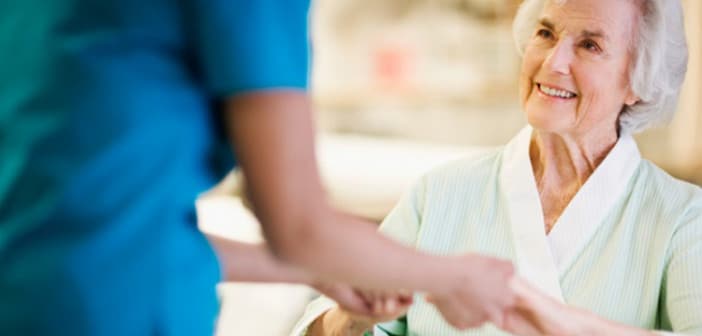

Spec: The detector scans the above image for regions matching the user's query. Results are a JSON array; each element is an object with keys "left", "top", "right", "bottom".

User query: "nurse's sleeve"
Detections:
[
  {"left": 658, "top": 200, "right": 702, "bottom": 335},
  {"left": 288, "top": 178, "right": 427, "bottom": 336},
  {"left": 186, "top": 0, "right": 311, "bottom": 96}
]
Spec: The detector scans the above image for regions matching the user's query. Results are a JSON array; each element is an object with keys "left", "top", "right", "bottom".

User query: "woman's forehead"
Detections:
[{"left": 540, "top": 0, "right": 638, "bottom": 40}]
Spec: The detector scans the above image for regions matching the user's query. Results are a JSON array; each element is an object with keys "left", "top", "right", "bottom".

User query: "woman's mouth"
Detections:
[{"left": 536, "top": 83, "right": 578, "bottom": 99}]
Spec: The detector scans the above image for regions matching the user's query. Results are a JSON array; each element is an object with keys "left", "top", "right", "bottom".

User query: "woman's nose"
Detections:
[{"left": 543, "top": 41, "right": 573, "bottom": 75}]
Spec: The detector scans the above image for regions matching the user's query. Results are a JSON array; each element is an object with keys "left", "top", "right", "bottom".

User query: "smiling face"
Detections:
[{"left": 519, "top": 0, "right": 641, "bottom": 137}]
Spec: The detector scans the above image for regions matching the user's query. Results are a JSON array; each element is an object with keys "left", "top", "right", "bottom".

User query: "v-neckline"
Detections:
[{"left": 499, "top": 126, "right": 641, "bottom": 301}]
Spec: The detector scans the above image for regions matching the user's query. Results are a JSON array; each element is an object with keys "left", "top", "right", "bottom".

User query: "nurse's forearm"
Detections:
[
  {"left": 223, "top": 91, "right": 449, "bottom": 292},
  {"left": 206, "top": 236, "right": 312, "bottom": 283}
]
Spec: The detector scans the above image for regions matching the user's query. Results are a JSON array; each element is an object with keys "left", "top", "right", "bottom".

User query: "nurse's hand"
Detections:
[
  {"left": 313, "top": 282, "right": 413, "bottom": 317},
  {"left": 307, "top": 291, "right": 412, "bottom": 336},
  {"left": 503, "top": 278, "right": 655, "bottom": 336},
  {"left": 312, "top": 282, "right": 372, "bottom": 316},
  {"left": 426, "top": 254, "right": 516, "bottom": 330}
]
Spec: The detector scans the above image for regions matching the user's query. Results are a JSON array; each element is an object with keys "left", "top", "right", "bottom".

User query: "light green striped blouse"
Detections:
[{"left": 291, "top": 126, "right": 702, "bottom": 336}]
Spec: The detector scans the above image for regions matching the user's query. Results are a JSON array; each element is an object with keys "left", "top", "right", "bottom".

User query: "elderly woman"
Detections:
[{"left": 291, "top": 0, "right": 701, "bottom": 335}]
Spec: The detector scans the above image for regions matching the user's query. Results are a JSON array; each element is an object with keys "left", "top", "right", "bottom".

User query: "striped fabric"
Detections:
[
  {"left": 290, "top": 126, "right": 702, "bottom": 336},
  {"left": 372, "top": 316, "right": 407, "bottom": 335}
]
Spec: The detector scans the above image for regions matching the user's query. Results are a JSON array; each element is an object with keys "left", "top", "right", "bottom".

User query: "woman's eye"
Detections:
[
  {"left": 536, "top": 29, "right": 553, "bottom": 39},
  {"left": 581, "top": 40, "right": 601, "bottom": 52}
]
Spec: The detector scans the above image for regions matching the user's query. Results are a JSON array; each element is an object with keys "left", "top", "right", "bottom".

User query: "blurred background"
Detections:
[
  {"left": 204, "top": 0, "right": 702, "bottom": 334},
  {"left": 310, "top": 0, "right": 701, "bottom": 184}
]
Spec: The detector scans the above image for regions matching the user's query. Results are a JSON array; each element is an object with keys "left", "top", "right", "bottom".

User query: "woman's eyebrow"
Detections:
[
  {"left": 581, "top": 29, "right": 609, "bottom": 42},
  {"left": 538, "top": 18, "right": 556, "bottom": 30},
  {"left": 539, "top": 17, "right": 609, "bottom": 42}
]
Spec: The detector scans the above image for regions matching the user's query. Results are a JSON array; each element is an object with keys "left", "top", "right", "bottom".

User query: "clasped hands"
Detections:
[{"left": 313, "top": 254, "right": 618, "bottom": 336}]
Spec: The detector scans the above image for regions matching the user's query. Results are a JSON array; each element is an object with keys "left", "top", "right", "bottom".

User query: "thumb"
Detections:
[{"left": 337, "top": 291, "right": 373, "bottom": 316}]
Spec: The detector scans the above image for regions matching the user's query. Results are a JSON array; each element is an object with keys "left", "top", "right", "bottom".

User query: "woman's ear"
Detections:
[{"left": 624, "top": 88, "right": 639, "bottom": 106}]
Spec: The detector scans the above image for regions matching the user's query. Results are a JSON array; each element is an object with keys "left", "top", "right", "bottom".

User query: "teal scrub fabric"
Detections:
[{"left": 0, "top": 1, "right": 310, "bottom": 335}]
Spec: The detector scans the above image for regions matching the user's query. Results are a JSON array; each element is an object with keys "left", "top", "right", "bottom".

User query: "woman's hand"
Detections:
[
  {"left": 502, "top": 277, "right": 586, "bottom": 336},
  {"left": 503, "top": 277, "right": 655, "bottom": 336}
]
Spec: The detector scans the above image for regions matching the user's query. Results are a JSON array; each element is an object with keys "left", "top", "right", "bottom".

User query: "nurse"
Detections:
[
  {"left": 293, "top": 0, "right": 701, "bottom": 335},
  {"left": 0, "top": 1, "right": 516, "bottom": 335}
]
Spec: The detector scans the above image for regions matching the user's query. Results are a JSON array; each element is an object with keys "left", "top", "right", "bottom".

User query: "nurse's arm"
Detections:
[
  {"left": 206, "top": 236, "right": 384, "bottom": 316},
  {"left": 222, "top": 91, "right": 517, "bottom": 330},
  {"left": 222, "top": 90, "right": 444, "bottom": 290},
  {"left": 206, "top": 235, "right": 311, "bottom": 283}
]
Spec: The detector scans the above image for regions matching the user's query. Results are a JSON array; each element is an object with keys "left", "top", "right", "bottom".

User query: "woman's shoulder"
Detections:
[
  {"left": 636, "top": 160, "right": 702, "bottom": 222},
  {"left": 638, "top": 160, "right": 701, "bottom": 196},
  {"left": 420, "top": 147, "right": 504, "bottom": 188}
]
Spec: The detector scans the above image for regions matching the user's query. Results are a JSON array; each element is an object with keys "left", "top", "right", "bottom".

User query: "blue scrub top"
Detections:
[{"left": 0, "top": 1, "right": 310, "bottom": 335}]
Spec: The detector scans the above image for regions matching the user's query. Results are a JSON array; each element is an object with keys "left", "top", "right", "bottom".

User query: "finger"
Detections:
[
  {"left": 373, "top": 295, "right": 384, "bottom": 316},
  {"left": 398, "top": 294, "right": 413, "bottom": 306},
  {"left": 396, "top": 289, "right": 414, "bottom": 305},
  {"left": 354, "top": 289, "right": 375, "bottom": 311},
  {"left": 510, "top": 278, "right": 552, "bottom": 314},
  {"left": 398, "top": 289, "right": 412, "bottom": 297},
  {"left": 324, "top": 286, "right": 377, "bottom": 316},
  {"left": 503, "top": 309, "right": 542, "bottom": 336},
  {"left": 513, "top": 305, "right": 551, "bottom": 334},
  {"left": 485, "top": 306, "right": 505, "bottom": 329},
  {"left": 361, "top": 289, "right": 379, "bottom": 316},
  {"left": 384, "top": 296, "right": 397, "bottom": 316},
  {"left": 497, "top": 260, "right": 516, "bottom": 280},
  {"left": 425, "top": 294, "right": 435, "bottom": 305},
  {"left": 362, "top": 288, "right": 380, "bottom": 300},
  {"left": 337, "top": 292, "right": 374, "bottom": 316},
  {"left": 376, "top": 292, "right": 387, "bottom": 315}
]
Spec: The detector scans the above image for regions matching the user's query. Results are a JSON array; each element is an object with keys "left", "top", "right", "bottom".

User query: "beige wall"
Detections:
[{"left": 671, "top": 0, "right": 702, "bottom": 183}]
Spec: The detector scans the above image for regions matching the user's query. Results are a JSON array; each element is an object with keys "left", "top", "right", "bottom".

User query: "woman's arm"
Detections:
[
  {"left": 656, "top": 203, "right": 702, "bottom": 334},
  {"left": 504, "top": 278, "right": 682, "bottom": 336},
  {"left": 505, "top": 198, "right": 702, "bottom": 336}
]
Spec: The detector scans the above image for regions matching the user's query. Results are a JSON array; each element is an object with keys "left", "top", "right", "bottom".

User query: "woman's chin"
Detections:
[{"left": 526, "top": 112, "right": 571, "bottom": 134}]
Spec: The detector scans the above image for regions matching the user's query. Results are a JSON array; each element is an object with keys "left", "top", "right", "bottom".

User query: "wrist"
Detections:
[
  {"left": 575, "top": 313, "right": 606, "bottom": 336},
  {"left": 576, "top": 310, "right": 653, "bottom": 336},
  {"left": 281, "top": 262, "right": 316, "bottom": 284},
  {"left": 425, "top": 255, "right": 479, "bottom": 295},
  {"left": 415, "top": 256, "right": 456, "bottom": 294}
]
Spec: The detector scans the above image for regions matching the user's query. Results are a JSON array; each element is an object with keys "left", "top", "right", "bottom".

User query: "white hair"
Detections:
[{"left": 512, "top": 0, "right": 689, "bottom": 134}]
